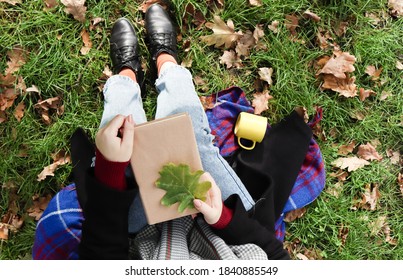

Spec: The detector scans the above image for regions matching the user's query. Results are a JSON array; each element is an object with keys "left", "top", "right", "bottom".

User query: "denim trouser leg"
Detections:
[
  {"left": 100, "top": 67, "right": 255, "bottom": 234},
  {"left": 155, "top": 65, "right": 254, "bottom": 209},
  {"left": 100, "top": 75, "right": 147, "bottom": 233}
]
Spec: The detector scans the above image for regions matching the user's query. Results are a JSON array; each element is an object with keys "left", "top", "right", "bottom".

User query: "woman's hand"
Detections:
[
  {"left": 95, "top": 114, "right": 135, "bottom": 162},
  {"left": 193, "top": 172, "right": 223, "bottom": 225}
]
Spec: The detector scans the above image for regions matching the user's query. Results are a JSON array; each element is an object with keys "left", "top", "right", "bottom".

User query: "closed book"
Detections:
[{"left": 131, "top": 113, "right": 203, "bottom": 224}]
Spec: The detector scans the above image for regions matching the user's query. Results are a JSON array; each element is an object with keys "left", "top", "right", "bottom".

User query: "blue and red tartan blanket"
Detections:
[{"left": 33, "top": 86, "right": 325, "bottom": 259}]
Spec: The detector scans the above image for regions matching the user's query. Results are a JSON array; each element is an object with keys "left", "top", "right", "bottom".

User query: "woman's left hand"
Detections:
[{"left": 193, "top": 172, "right": 223, "bottom": 225}]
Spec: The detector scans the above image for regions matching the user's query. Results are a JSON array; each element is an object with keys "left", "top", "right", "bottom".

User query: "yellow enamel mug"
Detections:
[{"left": 234, "top": 112, "right": 267, "bottom": 150}]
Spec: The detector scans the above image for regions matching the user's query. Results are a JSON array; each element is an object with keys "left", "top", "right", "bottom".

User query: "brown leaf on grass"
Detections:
[
  {"left": 359, "top": 88, "right": 376, "bottom": 101},
  {"left": 0, "top": 0, "right": 21, "bottom": 5},
  {"left": 14, "top": 101, "right": 25, "bottom": 122},
  {"left": 356, "top": 183, "right": 380, "bottom": 211},
  {"left": 268, "top": 20, "right": 279, "bottom": 33},
  {"left": 318, "top": 52, "right": 356, "bottom": 79},
  {"left": 139, "top": 0, "right": 168, "bottom": 13},
  {"left": 249, "top": 0, "right": 262, "bottom": 6},
  {"left": 0, "top": 88, "right": 18, "bottom": 111},
  {"left": 368, "top": 216, "right": 398, "bottom": 245},
  {"left": 4, "top": 46, "right": 28, "bottom": 76},
  {"left": 396, "top": 60, "right": 403, "bottom": 70},
  {"left": 61, "top": 0, "right": 87, "bottom": 23},
  {"left": 338, "top": 141, "right": 356, "bottom": 156},
  {"left": 26, "top": 84, "right": 40, "bottom": 94},
  {"left": 365, "top": 65, "right": 382, "bottom": 81},
  {"left": 326, "top": 181, "right": 344, "bottom": 198},
  {"left": 398, "top": 173, "right": 403, "bottom": 196},
  {"left": 34, "top": 96, "right": 64, "bottom": 125},
  {"left": 284, "top": 207, "right": 307, "bottom": 222},
  {"left": 388, "top": 0, "right": 403, "bottom": 17},
  {"left": 357, "top": 142, "right": 383, "bottom": 161},
  {"left": 330, "top": 170, "right": 349, "bottom": 182},
  {"left": 303, "top": 10, "right": 321, "bottom": 22},
  {"left": 335, "top": 21, "right": 348, "bottom": 37},
  {"left": 37, "top": 151, "right": 71, "bottom": 181},
  {"left": 332, "top": 156, "right": 370, "bottom": 172},
  {"left": 184, "top": 3, "right": 206, "bottom": 30},
  {"left": 338, "top": 224, "right": 349, "bottom": 247},
  {"left": 0, "top": 224, "right": 8, "bottom": 240},
  {"left": 201, "top": 15, "right": 242, "bottom": 49},
  {"left": 386, "top": 149, "right": 400, "bottom": 165},
  {"left": 90, "top": 17, "right": 104, "bottom": 31},
  {"left": 258, "top": 67, "right": 273, "bottom": 85},
  {"left": 80, "top": 28, "right": 92, "bottom": 55},
  {"left": 219, "top": 50, "right": 242, "bottom": 69},
  {"left": 321, "top": 74, "right": 358, "bottom": 98},
  {"left": 44, "top": 0, "right": 58, "bottom": 9},
  {"left": 0, "top": 111, "right": 7, "bottom": 123},
  {"left": 27, "top": 194, "right": 53, "bottom": 221},
  {"left": 101, "top": 65, "right": 113, "bottom": 80},
  {"left": 252, "top": 90, "right": 273, "bottom": 115},
  {"left": 285, "top": 14, "right": 299, "bottom": 37}
]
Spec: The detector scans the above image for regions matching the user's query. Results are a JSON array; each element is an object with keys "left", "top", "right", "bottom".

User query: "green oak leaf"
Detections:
[{"left": 155, "top": 163, "right": 212, "bottom": 213}]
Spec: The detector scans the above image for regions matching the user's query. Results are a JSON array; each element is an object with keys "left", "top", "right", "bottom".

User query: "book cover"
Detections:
[{"left": 130, "top": 113, "right": 203, "bottom": 224}]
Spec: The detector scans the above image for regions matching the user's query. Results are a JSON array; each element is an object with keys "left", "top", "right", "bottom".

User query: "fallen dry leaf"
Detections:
[
  {"left": 326, "top": 181, "right": 344, "bottom": 198},
  {"left": 396, "top": 60, "right": 403, "bottom": 70},
  {"left": 4, "top": 46, "right": 28, "bottom": 76},
  {"left": 329, "top": 169, "right": 349, "bottom": 182},
  {"left": 251, "top": 90, "right": 273, "bottom": 115},
  {"left": 80, "top": 28, "right": 92, "bottom": 55},
  {"left": 139, "top": 0, "right": 168, "bottom": 13},
  {"left": 365, "top": 65, "right": 382, "bottom": 81},
  {"left": 44, "top": 0, "right": 58, "bottom": 9},
  {"left": 356, "top": 183, "right": 380, "bottom": 211},
  {"left": 14, "top": 101, "right": 25, "bottom": 122},
  {"left": 201, "top": 15, "right": 242, "bottom": 49},
  {"left": 258, "top": 67, "right": 273, "bottom": 85},
  {"left": 388, "top": 0, "right": 403, "bottom": 17},
  {"left": 26, "top": 84, "right": 40, "bottom": 94},
  {"left": 61, "top": 0, "right": 87, "bottom": 23},
  {"left": 338, "top": 141, "right": 356, "bottom": 156},
  {"left": 338, "top": 224, "right": 349, "bottom": 247},
  {"left": 318, "top": 52, "right": 356, "bottom": 79},
  {"left": 0, "top": 88, "right": 18, "bottom": 111},
  {"left": 321, "top": 74, "right": 358, "bottom": 98},
  {"left": 398, "top": 173, "right": 403, "bottom": 196},
  {"left": 386, "top": 149, "right": 400, "bottom": 165},
  {"left": 303, "top": 10, "right": 321, "bottom": 22},
  {"left": 27, "top": 194, "right": 53, "bottom": 221},
  {"left": 285, "top": 14, "right": 299, "bottom": 37},
  {"left": 368, "top": 215, "right": 398, "bottom": 245},
  {"left": 0, "top": 224, "right": 8, "bottom": 240},
  {"left": 359, "top": 88, "right": 376, "bottom": 101},
  {"left": 249, "top": 0, "right": 262, "bottom": 6},
  {"left": 284, "top": 207, "right": 307, "bottom": 222},
  {"left": 268, "top": 20, "right": 279, "bottom": 33},
  {"left": 90, "top": 17, "right": 104, "bottom": 31},
  {"left": 183, "top": 3, "right": 206, "bottom": 30},
  {"left": 0, "top": 0, "right": 21, "bottom": 5},
  {"left": 332, "top": 156, "right": 370, "bottom": 172},
  {"left": 34, "top": 96, "right": 64, "bottom": 124},
  {"left": 37, "top": 151, "right": 71, "bottom": 181},
  {"left": 335, "top": 21, "right": 348, "bottom": 37},
  {"left": 235, "top": 30, "right": 255, "bottom": 57},
  {"left": 357, "top": 142, "right": 383, "bottom": 161},
  {"left": 219, "top": 50, "right": 242, "bottom": 69}
]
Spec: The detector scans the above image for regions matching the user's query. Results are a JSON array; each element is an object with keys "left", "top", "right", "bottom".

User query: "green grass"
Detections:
[{"left": 1, "top": 0, "right": 402, "bottom": 259}]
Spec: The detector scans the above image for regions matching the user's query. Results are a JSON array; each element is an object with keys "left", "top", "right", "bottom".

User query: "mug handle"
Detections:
[{"left": 238, "top": 137, "right": 256, "bottom": 150}]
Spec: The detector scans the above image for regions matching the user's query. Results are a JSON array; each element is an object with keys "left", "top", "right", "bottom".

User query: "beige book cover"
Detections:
[{"left": 130, "top": 113, "right": 203, "bottom": 224}]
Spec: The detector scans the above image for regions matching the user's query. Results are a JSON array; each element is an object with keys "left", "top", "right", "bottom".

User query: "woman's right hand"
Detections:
[{"left": 95, "top": 114, "right": 135, "bottom": 162}]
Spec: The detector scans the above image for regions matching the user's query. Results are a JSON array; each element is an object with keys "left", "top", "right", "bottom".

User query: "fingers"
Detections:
[
  {"left": 104, "top": 114, "right": 127, "bottom": 135},
  {"left": 121, "top": 115, "right": 135, "bottom": 150}
]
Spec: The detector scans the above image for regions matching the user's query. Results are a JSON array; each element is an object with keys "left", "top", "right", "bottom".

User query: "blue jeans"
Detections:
[{"left": 100, "top": 65, "right": 254, "bottom": 233}]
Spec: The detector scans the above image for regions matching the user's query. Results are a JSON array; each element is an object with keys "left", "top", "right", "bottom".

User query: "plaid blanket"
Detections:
[
  {"left": 33, "top": 86, "right": 325, "bottom": 259},
  {"left": 205, "top": 86, "right": 325, "bottom": 241}
]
